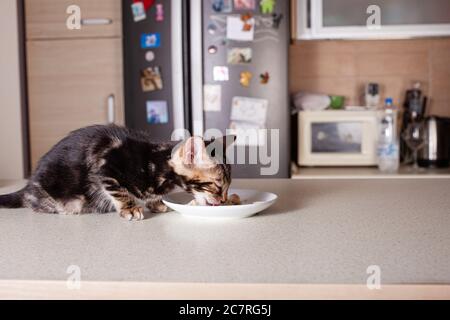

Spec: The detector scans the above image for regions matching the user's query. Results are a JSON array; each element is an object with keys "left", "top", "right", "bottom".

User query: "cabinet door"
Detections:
[
  {"left": 27, "top": 38, "right": 124, "bottom": 168},
  {"left": 296, "top": 0, "right": 450, "bottom": 39},
  {"left": 25, "top": 0, "right": 122, "bottom": 40}
]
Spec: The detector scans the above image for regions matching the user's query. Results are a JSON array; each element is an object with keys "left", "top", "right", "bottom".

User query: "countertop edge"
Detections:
[{"left": 1, "top": 280, "right": 449, "bottom": 300}]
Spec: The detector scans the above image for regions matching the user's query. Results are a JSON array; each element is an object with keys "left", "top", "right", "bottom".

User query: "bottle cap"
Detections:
[{"left": 385, "top": 98, "right": 393, "bottom": 105}]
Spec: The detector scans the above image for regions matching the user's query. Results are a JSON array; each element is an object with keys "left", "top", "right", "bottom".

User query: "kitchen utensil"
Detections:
[
  {"left": 401, "top": 121, "right": 427, "bottom": 170},
  {"left": 162, "top": 189, "right": 278, "bottom": 219},
  {"left": 418, "top": 116, "right": 450, "bottom": 168}
]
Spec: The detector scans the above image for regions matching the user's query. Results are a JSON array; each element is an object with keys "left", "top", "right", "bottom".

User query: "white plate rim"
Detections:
[{"left": 162, "top": 189, "right": 278, "bottom": 209}]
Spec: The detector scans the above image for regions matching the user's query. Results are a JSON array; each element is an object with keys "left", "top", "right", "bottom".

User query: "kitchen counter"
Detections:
[
  {"left": 1, "top": 179, "right": 450, "bottom": 299},
  {"left": 292, "top": 166, "right": 450, "bottom": 180}
]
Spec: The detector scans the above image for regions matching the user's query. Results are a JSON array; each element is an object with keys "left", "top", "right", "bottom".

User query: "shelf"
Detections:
[{"left": 292, "top": 165, "right": 450, "bottom": 180}]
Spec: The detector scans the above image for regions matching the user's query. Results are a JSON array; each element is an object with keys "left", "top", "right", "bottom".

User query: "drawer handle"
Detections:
[
  {"left": 81, "top": 18, "right": 113, "bottom": 26},
  {"left": 107, "top": 94, "right": 115, "bottom": 124}
]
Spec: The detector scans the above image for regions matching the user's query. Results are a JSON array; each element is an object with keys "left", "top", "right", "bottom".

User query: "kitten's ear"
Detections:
[{"left": 182, "top": 136, "right": 211, "bottom": 167}]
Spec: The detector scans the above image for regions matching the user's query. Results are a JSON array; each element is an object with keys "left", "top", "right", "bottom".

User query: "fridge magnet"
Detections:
[
  {"left": 141, "top": 0, "right": 156, "bottom": 10},
  {"left": 208, "top": 45, "right": 218, "bottom": 54},
  {"left": 212, "top": 0, "right": 233, "bottom": 13},
  {"left": 203, "top": 84, "right": 222, "bottom": 112},
  {"left": 241, "top": 13, "right": 254, "bottom": 31},
  {"left": 208, "top": 23, "right": 218, "bottom": 35},
  {"left": 140, "top": 33, "right": 161, "bottom": 49},
  {"left": 260, "top": 0, "right": 276, "bottom": 14},
  {"left": 227, "top": 48, "right": 252, "bottom": 64},
  {"left": 141, "top": 66, "right": 163, "bottom": 92},
  {"left": 131, "top": 1, "right": 146, "bottom": 22},
  {"left": 155, "top": 3, "right": 164, "bottom": 22},
  {"left": 226, "top": 16, "right": 255, "bottom": 41},
  {"left": 230, "top": 96, "right": 268, "bottom": 126},
  {"left": 260, "top": 72, "right": 270, "bottom": 84},
  {"left": 234, "top": 0, "right": 256, "bottom": 10},
  {"left": 213, "top": 66, "right": 229, "bottom": 82},
  {"left": 146, "top": 100, "right": 169, "bottom": 124},
  {"left": 145, "top": 50, "right": 155, "bottom": 62},
  {"left": 228, "top": 96, "right": 269, "bottom": 146},
  {"left": 240, "top": 71, "right": 253, "bottom": 87},
  {"left": 272, "top": 13, "right": 283, "bottom": 29}
]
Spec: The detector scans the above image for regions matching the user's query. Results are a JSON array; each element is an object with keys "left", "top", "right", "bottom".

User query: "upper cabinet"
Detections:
[
  {"left": 25, "top": 0, "right": 122, "bottom": 40},
  {"left": 294, "top": 0, "right": 450, "bottom": 40}
]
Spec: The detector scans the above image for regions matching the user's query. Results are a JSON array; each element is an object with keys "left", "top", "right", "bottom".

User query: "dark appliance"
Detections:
[
  {"left": 418, "top": 116, "right": 450, "bottom": 168},
  {"left": 400, "top": 82, "right": 428, "bottom": 163},
  {"left": 122, "top": 0, "right": 291, "bottom": 178}
]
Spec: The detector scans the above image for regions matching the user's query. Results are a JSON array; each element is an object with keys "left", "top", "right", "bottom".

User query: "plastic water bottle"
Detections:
[{"left": 377, "top": 98, "right": 399, "bottom": 173}]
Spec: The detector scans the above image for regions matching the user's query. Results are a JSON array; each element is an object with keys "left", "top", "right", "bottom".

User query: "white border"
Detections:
[{"left": 296, "top": 0, "right": 450, "bottom": 40}]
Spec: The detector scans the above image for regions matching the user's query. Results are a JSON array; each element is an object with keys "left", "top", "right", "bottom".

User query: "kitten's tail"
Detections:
[{"left": 0, "top": 189, "right": 25, "bottom": 209}]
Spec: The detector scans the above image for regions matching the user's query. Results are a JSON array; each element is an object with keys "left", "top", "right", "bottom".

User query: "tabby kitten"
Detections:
[{"left": 0, "top": 125, "right": 235, "bottom": 221}]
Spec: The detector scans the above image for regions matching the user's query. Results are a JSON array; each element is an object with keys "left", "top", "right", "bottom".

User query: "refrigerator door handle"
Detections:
[
  {"left": 190, "top": 0, "right": 204, "bottom": 136},
  {"left": 171, "top": 0, "right": 187, "bottom": 141},
  {"left": 81, "top": 18, "right": 113, "bottom": 26},
  {"left": 107, "top": 94, "right": 115, "bottom": 124}
]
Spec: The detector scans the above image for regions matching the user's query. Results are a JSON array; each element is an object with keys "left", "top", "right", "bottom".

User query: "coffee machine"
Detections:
[{"left": 400, "top": 82, "right": 428, "bottom": 163}]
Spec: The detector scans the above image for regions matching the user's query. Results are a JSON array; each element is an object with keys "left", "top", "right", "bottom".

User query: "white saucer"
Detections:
[{"left": 162, "top": 189, "right": 278, "bottom": 219}]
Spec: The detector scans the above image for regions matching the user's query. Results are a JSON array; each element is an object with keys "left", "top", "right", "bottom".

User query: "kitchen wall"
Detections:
[
  {"left": 0, "top": 0, "right": 25, "bottom": 180},
  {"left": 289, "top": 38, "right": 450, "bottom": 117}
]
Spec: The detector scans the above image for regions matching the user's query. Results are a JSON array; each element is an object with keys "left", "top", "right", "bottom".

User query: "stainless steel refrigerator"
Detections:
[{"left": 123, "top": 0, "right": 290, "bottom": 178}]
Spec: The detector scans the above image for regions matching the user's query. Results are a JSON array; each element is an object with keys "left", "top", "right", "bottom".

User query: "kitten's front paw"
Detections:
[
  {"left": 147, "top": 201, "right": 169, "bottom": 213},
  {"left": 120, "top": 206, "right": 144, "bottom": 221}
]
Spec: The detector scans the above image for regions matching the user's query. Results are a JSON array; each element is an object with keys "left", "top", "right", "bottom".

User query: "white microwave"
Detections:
[{"left": 298, "top": 110, "right": 378, "bottom": 166}]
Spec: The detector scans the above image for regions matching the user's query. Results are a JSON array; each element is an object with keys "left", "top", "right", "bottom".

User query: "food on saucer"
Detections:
[{"left": 188, "top": 193, "right": 241, "bottom": 206}]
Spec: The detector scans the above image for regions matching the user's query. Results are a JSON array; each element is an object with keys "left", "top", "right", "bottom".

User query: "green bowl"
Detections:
[{"left": 329, "top": 95, "right": 345, "bottom": 110}]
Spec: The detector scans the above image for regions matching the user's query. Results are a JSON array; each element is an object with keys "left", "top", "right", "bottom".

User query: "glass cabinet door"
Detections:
[
  {"left": 323, "top": 0, "right": 450, "bottom": 27},
  {"left": 296, "top": 0, "right": 450, "bottom": 39}
]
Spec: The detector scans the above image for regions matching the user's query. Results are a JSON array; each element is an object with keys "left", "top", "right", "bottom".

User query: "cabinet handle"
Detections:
[
  {"left": 81, "top": 18, "right": 113, "bottom": 26},
  {"left": 107, "top": 94, "right": 115, "bottom": 124}
]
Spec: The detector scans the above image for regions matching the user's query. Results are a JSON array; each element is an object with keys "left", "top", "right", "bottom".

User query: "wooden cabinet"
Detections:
[
  {"left": 25, "top": 0, "right": 122, "bottom": 39},
  {"left": 25, "top": 0, "right": 124, "bottom": 168},
  {"left": 27, "top": 38, "right": 124, "bottom": 165}
]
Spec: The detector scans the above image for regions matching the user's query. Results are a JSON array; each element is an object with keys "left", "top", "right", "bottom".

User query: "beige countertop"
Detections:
[
  {"left": 0, "top": 178, "right": 450, "bottom": 299},
  {"left": 292, "top": 166, "right": 450, "bottom": 180}
]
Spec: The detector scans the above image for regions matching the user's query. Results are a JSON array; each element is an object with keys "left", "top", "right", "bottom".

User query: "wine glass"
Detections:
[{"left": 401, "top": 121, "right": 427, "bottom": 171}]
